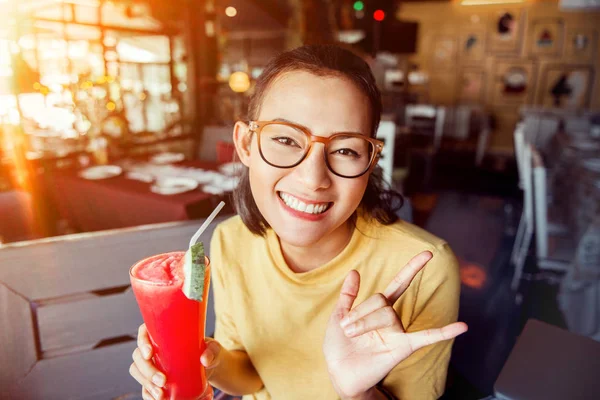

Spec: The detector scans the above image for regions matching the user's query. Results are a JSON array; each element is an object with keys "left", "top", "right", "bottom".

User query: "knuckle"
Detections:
[
  {"left": 346, "top": 310, "right": 355, "bottom": 321},
  {"left": 355, "top": 318, "right": 365, "bottom": 333},
  {"left": 129, "top": 363, "right": 136, "bottom": 376},
  {"left": 373, "top": 293, "right": 388, "bottom": 306},
  {"left": 384, "top": 306, "right": 398, "bottom": 324}
]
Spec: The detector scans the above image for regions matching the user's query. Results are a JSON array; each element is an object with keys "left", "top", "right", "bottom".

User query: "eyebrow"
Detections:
[{"left": 271, "top": 117, "right": 364, "bottom": 136}]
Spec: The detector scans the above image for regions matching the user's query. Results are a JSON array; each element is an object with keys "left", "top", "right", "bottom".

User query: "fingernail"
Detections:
[
  {"left": 201, "top": 352, "right": 214, "bottom": 366},
  {"left": 152, "top": 373, "right": 166, "bottom": 387},
  {"left": 142, "top": 345, "right": 152, "bottom": 359},
  {"left": 340, "top": 317, "right": 350, "bottom": 328},
  {"left": 344, "top": 325, "right": 355, "bottom": 336}
]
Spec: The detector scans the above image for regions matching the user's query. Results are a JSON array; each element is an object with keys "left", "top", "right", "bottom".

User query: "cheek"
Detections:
[
  {"left": 248, "top": 156, "right": 283, "bottom": 204},
  {"left": 337, "top": 176, "right": 369, "bottom": 205}
]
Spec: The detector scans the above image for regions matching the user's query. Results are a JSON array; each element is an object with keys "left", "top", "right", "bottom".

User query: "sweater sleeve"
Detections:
[{"left": 210, "top": 224, "right": 245, "bottom": 352}]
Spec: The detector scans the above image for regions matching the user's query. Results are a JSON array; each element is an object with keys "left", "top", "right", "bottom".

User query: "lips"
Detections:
[{"left": 277, "top": 191, "right": 332, "bottom": 215}]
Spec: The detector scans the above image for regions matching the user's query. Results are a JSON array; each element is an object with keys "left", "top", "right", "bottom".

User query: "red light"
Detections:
[{"left": 373, "top": 9, "right": 385, "bottom": 21}]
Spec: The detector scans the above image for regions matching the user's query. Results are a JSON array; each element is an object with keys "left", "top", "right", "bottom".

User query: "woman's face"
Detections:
[{"left": 236, "top": 70, "right": 373, "bottom": 247}]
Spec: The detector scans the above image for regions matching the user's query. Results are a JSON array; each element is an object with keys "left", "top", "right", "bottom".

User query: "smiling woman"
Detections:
[{"left": 130, "top": 45, "right": 467, "bottom": 400}]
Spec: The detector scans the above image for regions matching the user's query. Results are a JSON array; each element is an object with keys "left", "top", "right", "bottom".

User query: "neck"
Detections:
[{"left": 280, "top": 221, "right": 354, "bottom": 273}]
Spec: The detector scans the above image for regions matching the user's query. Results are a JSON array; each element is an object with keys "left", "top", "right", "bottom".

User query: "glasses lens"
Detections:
[
  {"left": 327, "top": 135, "right": 374, "bottom": 177},
  {"left": 259, "top": 123, "right": 309, "bottom": 167}
]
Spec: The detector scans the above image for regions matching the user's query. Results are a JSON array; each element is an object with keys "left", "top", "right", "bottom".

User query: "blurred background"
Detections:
[{"left": 1, "top": 1, "right": 599, "bottom": 399}]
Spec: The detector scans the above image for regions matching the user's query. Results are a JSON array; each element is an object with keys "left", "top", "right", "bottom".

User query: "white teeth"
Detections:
[{"left": 279, "top": 192, "right": 329, "bottom": 215}]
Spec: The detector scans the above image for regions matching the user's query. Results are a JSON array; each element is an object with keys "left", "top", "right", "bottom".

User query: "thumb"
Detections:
[
  {"left": 200, "top": 338, "right": 222, "bottom": 370},
  {"left": 334, "top": 270, "right": 360, "bottom": 320}
]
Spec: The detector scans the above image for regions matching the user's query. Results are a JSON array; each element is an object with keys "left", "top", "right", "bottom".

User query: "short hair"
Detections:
[{"left": 232, "top": 44, "right": 403, "bottom": 235}]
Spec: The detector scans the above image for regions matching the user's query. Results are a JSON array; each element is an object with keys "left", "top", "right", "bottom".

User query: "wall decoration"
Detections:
[
  {"left": 538, "top": 65, "right": 594, "bottom": 108},
  {"left": 460, "top": 28, "right": 486, "bottom": 64},
  {"left": 489, "top": 9, "right": 523, "bottom": 54},
  {"left": 492, "top": 59, "right": 536, "bottom": 106},
  {"left": 565, "top": 28, "right": 598, "bottom": 63},
  {"left": 431, "top": 35, "right": 457, "bottom": 70},
  {"left": 530, "top": 18, "right": 565, "bottom": 57},
  {"left": 457, "top": 69, "right": 485, "bottom": 103}
]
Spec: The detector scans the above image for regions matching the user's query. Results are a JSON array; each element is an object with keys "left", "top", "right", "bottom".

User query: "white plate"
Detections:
[
  {"left": 150, "top": 152, "right": 185, "bottom": 165},
  {"left": 570, "top": 140, "right": 600, "bottom": 151},
  {"left": 219, "top": 162, "right": 243, "bottom": 176},
  {"left": 150, "top": 177, "right": 198, "bottom": 195},
  {"left": 79, "top": 165, "right": 123, "bottom": 180}
]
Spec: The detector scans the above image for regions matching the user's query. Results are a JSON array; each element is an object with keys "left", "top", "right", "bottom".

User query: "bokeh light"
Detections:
[{"left": 225, "top": 6, "right": 237, "bottom": 17}]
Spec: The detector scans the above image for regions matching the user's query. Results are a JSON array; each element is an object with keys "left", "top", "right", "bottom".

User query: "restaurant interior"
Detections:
[{"left": 1, "top": 0, "right": 599, "bottom": 399}]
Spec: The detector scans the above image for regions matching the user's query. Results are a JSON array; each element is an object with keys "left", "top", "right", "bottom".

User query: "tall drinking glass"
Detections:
[{"left": 130, "top": 251, "right": 213, "bottom": 400}]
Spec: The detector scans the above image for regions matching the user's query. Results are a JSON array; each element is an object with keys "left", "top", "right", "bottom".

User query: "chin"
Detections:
[{"left": 273, "top": 223, "right": 330, "bottom": 247}]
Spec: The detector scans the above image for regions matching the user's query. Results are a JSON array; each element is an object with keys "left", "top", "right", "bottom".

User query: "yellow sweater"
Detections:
[{"left": 210, "top": 214, "right": 460, "bottom": 400}]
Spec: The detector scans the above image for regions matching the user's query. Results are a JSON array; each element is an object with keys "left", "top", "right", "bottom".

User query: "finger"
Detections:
[
  {"left": 383, "top": 251, "right": 433, "bottom": 304},
  {"left": 200, "top": 339, "right": 222, "bottom": 369},
  {"left": 132, "top": 347, "right": 166, "bottom": 388},
  {"left": 334, "top": 270, "right": 360, "bottom": 319},
  {"left": 340, "top": 293, "right": 388, "bottom": 329},
  {"left": 343, "top": 306, "right": 399, "bottom": 337},
  {"left": 129, "top": 362, "right": 164, "bottom": 400},
  {"left": 137, "top": 324, "right": 153, "bottom": 360},
  {"left": 405, "top": 322, "right": 468, "bottom": 352},
  {"left": 142, "top": 388, "right": 155, "bottom": 400}
]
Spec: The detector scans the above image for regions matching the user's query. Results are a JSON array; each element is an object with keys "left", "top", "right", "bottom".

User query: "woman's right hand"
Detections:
[
  {"left": 129, "top": 324, "right": 167, "bottom": 400},
  {"left": 129, "top": 324, "right": 224, "bottom": 400}
]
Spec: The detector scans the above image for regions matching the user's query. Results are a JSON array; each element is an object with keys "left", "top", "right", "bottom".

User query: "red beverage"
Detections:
[{"left": 130, "top": 252, "right": 213, "bottom": 400}]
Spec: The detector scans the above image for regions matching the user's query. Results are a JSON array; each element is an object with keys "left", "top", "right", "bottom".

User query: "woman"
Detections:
[{"left": 130, "top": 44, "right": 467, "bottom": 400}]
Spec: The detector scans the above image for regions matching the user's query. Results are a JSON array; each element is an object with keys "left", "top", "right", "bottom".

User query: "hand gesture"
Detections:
[{"left": 323, "top": 251, "right": 468, "bottom": 399}]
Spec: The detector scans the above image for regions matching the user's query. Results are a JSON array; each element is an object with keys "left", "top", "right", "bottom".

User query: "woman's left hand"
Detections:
[{"left": 323, "top": 251, "right": 468, "bottom": 400}]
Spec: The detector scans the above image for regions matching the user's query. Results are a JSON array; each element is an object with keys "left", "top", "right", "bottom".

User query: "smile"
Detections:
[{"left": 277, "top": 192, "right": 332, "bottom": 215}]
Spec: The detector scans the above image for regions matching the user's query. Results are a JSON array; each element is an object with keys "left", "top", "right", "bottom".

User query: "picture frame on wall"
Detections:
[
  {"left": 460, "top": 28, "right": 486, "bottom": 64},
  {"left": 457, "top": 69, "right": 486, "bottom": 103},
  {"left": 529, "top": 18, "right": 565, "bottom": 57},
  {"left": 537, "top": 64, "right": 595, "bottom": 109},
  {"left": 491, "top": 59, "right": 536, "bottom": 107},
  {"left": 431, "top": 34, "right": 457, "bottom": 70},
  {"left": 565, "top": 28, "right": 598, "bottom": 63},
  {"left": 488, "top": 9, "right": 524, "bottom": 54}
]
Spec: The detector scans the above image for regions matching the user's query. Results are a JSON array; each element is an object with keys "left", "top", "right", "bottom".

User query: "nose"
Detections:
[{"left": 294, "top": 143, "right": 331, "bottom": 191}]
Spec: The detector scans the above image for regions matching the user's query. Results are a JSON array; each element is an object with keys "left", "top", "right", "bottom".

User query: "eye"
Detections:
[
  {"left": 333, "top": 148, "right": 360, "bottom": 157},
  {"left": 272, "top": 136, "right": 301, "bottom": 147}
]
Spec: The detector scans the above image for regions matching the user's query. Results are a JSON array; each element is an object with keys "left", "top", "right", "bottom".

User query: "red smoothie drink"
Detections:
[{"left": 130, "top": 252, "right": 212, "bottom": 400}]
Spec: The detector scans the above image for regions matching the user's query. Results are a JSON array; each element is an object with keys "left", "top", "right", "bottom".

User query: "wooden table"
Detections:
[{"left": 50, "top": 161, "right": 231, "bottom": 232}]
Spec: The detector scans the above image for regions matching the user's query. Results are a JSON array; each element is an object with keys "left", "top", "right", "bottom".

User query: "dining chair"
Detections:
[
  {"left": 475, "top": 112, "right": 492, "bottom": 167},
  {"left": 531, "top": 148, "right": 572, "bottom": 271},
  {"left": 0, "top": 190, "right": 38, "bottom": 244},
  {"left": 376, "top": 120, "right": 397, "bottom": 187},
  {"left": 199, "top": 125, "right": 234, "bottom": 161},
  {"left": 513, "top": 123, "right": 526, "bottom": 190},
  {"left": 511, "top": 143, "right": 534, "bottom": 291},
  {"left": 404, "top": 104, "right": 446, "bottom": 188}
]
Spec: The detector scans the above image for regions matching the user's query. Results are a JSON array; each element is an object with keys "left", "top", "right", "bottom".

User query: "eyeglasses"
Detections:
[{"left": 248, "top": 120, "right": 384, "bottom": 179}]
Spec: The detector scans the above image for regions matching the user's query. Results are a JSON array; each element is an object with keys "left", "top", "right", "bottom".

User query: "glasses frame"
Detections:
[{"left": 248, "top": 120, "right": 384, "bottom": 179}]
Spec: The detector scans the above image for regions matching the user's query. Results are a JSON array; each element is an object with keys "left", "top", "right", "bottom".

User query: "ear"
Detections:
[{"left": 233, "top": 121, "right": 252, "bottom": 167}]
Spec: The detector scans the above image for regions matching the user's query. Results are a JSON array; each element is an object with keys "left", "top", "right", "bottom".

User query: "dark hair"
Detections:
[{"left": 233, "top": 44, "right": 404, "bottom": 235}]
